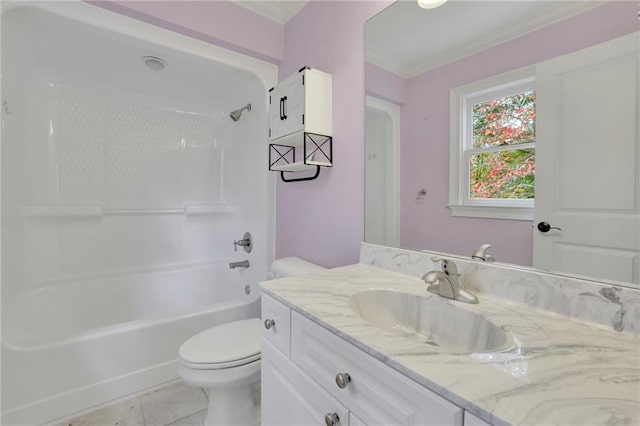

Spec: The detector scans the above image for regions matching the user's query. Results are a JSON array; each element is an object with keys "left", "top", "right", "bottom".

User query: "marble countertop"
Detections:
[{"left": 260, "top": 264, "right": 640, "bottom": 426}]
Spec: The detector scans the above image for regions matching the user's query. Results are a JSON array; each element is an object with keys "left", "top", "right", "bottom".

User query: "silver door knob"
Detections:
[
  {"left": 264, "top": 319, "right": 275, "bottom": 330},
  {"left": 324, "top": 413, "right": 340, "bottom": 426},
  {"left": 335, "top": 373, "right": 351, "bottom": 389}
]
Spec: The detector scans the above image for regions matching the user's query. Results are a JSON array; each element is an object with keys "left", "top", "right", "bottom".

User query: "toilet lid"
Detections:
[{"left": 179, "top": 318, "right": 261, "bottom": 366}]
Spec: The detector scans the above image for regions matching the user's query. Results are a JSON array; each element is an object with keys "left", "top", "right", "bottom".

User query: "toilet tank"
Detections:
[{"left": 268, "top": 257, "right": 326, "bottom": 279}]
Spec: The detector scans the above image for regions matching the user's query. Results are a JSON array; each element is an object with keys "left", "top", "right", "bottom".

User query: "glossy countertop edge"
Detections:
[{"left": 259, "top": 264, "right": 640, "bottom": 426}]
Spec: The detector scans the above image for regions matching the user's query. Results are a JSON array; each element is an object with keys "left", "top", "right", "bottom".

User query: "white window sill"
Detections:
[{"left": 448, "top": 204, "right": 534, "bottom": 221}]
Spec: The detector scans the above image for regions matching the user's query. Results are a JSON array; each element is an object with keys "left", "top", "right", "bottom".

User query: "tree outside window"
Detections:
[{"left": 470, "top": 91, "right": 536, "bottom": 199}]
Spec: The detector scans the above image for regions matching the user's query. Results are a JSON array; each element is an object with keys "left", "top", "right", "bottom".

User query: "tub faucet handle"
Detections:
[{"left": 233, "top": 232, "right": 253, "bottom": 253}]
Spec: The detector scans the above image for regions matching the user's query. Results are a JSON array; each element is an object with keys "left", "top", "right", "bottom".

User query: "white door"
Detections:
[
  {"left": 534, "top": 32, "right": 640, "bottom": 284},
  {"left": 365, "top": 106, "right": 390, "bottom": 245},
  {"left": 365, "top": 96, "right": 400, "bottom": 247},
  {"left": 261, "top": 339, "right": 349, "bottom": 426}
]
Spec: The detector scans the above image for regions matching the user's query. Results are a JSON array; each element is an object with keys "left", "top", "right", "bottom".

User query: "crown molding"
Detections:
[{"left": 366, "top": 48, "right": 410, "bottom": 78}]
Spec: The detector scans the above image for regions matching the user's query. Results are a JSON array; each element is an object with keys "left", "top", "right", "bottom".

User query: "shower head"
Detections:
[{"left": 230, "top": 104, "right": 251, "bottom": 122}]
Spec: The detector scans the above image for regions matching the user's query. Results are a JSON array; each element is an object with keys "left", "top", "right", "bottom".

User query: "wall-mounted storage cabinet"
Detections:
[{"left": 269, "top": 67, "right": 332, "bottom": 182}]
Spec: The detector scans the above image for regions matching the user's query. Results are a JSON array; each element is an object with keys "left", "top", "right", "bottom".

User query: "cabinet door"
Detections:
[
  {"left": 262, "top": 339, "right": 349, "bottom": 426},
  {"left": 269, "top": 85, "right": 287, "bottom": 141},
  {"left": 281, "top": 72, "right": 305, "bottom": 137},
  {"left": 261, "top": 294, "right": 291, "bottom": 357}
]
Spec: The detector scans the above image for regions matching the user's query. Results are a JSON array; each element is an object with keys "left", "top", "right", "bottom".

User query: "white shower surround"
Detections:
[{"left": 1, "top": 1, "right": 276, "bottom": 424}]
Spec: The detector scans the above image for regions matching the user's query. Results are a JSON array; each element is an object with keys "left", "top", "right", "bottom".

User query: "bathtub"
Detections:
[
  {"left": 2, "top": 263, "right": 261, "bottom": 425},
  {"left": 1, "top": 1, "right": 276, "bottom": 424}
]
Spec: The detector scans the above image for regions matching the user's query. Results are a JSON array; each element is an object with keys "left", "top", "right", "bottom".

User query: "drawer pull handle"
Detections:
[
  {"left": 264, "top": 319, "right": 275, "bottom": 330},
  {"left": 335, "top": 373, "right": 351, "bottom": 389},
  {"left": 324, "top": 412, "right": 340, "bottom": 426}
]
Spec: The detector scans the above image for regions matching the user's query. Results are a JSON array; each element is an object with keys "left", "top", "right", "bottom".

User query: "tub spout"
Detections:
[{"left": 229, "top": 260, "right": 250, "bottom": 269}]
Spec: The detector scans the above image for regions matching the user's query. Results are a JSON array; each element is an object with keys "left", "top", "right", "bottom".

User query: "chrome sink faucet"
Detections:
[
  {"left": 422, "top": 257, "right": 478, "bottom": 304},
  {"left": 471, "top": 244, "right": 495, "bottom": 262}
]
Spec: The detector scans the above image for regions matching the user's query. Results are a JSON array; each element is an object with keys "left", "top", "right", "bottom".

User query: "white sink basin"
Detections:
[{"left": 349, "top": 290, "right": 510, "bottom": 353}]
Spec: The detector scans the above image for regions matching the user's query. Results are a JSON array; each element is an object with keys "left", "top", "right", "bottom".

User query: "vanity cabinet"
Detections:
[{"left": 261, "top": 294, "right": 467, "bottom": 426}]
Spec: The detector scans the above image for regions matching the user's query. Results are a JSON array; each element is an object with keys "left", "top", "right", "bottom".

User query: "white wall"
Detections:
[{"left": 1, "top": 6, "right": 271, "bottom": 299}]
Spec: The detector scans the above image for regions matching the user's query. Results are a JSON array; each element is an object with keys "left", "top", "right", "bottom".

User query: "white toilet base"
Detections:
[
  {"left": 178, "top": 359, "right": 260, "bottom": 426},
  {"left": 205, "top": 385, "right": 256, "bottom": 426}
]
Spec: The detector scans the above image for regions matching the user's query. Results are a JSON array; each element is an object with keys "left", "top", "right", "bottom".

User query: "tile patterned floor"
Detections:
[{"left": 55, "top": 382, "right": 261, "bottom": 426}]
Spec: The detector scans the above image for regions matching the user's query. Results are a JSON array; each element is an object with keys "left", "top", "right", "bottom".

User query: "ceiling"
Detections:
[
  {"left": 232, "top": 0, "right": 309, "bottom": 24},
  {"left": 366, "top": 0, "right": 604, "bottom": 78}
]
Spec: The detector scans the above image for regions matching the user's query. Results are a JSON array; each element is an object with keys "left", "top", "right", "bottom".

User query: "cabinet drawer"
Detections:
[
  {"left": 291, "top": 311, "right": 463, "bottom": 426},
  {"left": 261, "top": 294, "right": 291, "bottom": 357},
  {"left": 262, "top": 339, "right": 349, "bottom": 426},
  {"left": 464, "top": 411, "right": 491, "bottom": 426},
  {"left": 349, "top": 412, "right": 367, "bottom": 426}
]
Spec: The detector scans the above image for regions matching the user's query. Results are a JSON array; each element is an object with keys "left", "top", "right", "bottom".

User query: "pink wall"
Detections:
[
  {"left": 276, "top": 1, "right": 393, "bottom": 267},
  {"left": 400, "top": 1, "right": 639, "bottom": 265},
  {"left": 366, "top": 62, "right": 408, "bottom": 105},
  {"left": 89, "top": 1, "right": 284, "bottom": 63}
]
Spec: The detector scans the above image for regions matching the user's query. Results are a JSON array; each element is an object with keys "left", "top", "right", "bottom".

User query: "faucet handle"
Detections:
[
  {"left": 431, "top": 257, "right": 460, "bottom": 276},
  {"left": 233, "top": 232, "right": 253, "bottom": 253},
  {"left": 472, "top": 244, "right": 495, "bottom": 262}
]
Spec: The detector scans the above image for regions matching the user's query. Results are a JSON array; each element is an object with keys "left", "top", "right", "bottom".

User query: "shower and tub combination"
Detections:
[{"left": 1, "top": 2, "right": 276, "bottom": 424}]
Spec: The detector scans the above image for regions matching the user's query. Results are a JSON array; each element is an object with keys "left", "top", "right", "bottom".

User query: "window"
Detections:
[{"left": 449, "top": 67, "right": 535, "bottom": 220}]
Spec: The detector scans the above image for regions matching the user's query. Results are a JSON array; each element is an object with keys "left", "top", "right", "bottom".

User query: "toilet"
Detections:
[{"left": 177, "top": 257, "right": 325, "bottom": 426}]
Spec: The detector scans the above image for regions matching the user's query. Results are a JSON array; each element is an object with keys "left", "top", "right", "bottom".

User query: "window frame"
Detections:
[{"left": 449, "top": 66, "right": 536, "bottom": 221}]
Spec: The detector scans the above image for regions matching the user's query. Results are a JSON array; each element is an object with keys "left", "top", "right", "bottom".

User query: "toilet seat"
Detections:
[
  {"left": 179, "top": 318, "right": 261, "bottom": 370},
  {"left": 177, "top": 258, "right": 327, "bottom": 426},
  {"left": 181, "top": 353, "right": 261, "bottom": 370}
]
